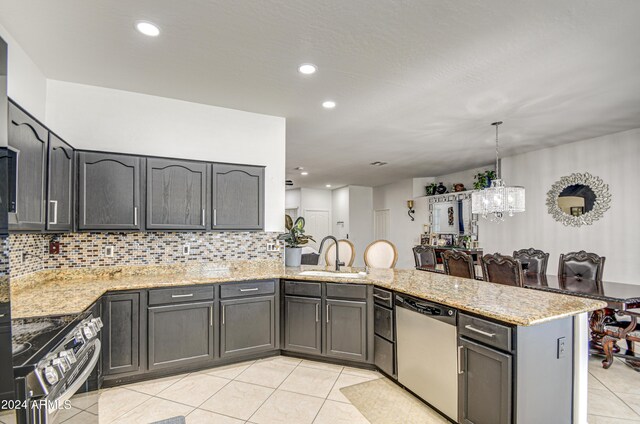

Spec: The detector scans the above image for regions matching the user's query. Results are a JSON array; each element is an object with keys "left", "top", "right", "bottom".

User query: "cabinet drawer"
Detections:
[
  {"left": 220, "top": 280, "right": 275, "bottom": 299},
  {"left": 373, "top": 287, "right": 393, "bottom": 308},
  {"left": 374, "top": 305, "right": 394, "bottom": 341},
  {"left": 459, "top": 313, "right": 512, "bottom": 352},
  {"left": 284, "top": 281, "right": 321, "bottom": 297},
  {"left": 149, "top": 286, "right": 214, "bottom": 306},
  {"left": 374, "top": 334, "right": 395, "bottom": 377},
  {"left": 326, "top": 283, "right": 367, "bottom": 300}
]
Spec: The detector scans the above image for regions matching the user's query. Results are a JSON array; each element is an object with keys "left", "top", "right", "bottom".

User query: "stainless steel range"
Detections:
[{"left": 13, "top": 315, "right": 102, "bottom": 424}]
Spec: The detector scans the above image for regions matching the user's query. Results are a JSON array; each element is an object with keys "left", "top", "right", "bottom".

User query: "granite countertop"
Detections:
[{"left": 9, "top": 262, "right": 606, "bottom": 326}]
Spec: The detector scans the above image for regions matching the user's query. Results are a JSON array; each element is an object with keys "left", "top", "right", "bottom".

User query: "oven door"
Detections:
[{"left": 39, "top": 339, "right": 101, "bottom": 424}]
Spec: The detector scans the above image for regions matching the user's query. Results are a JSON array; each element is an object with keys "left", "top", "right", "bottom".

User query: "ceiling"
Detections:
[{"left": 1, "top": 1, "right": 639, "bottom": 189}]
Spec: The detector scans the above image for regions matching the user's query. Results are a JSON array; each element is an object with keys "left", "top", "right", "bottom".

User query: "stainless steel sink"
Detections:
[{"left": 298, "top": 270, "right": 366, "bottom": 279}]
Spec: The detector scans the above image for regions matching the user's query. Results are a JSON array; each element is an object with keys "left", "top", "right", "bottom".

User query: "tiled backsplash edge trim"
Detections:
[{"left": 9, "top": 232, "right": 284, "bottom": 278}]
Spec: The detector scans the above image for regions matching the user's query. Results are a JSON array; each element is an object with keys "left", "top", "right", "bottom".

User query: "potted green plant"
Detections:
[
  {"left": 473, "top": 170, "right": 497, "bottom": 190},
  {"left": 278, "top": 215, "right": 315, "bottom": 267},
  {"left": 425, "top": 182, "right": 438, "bottom": 196}
]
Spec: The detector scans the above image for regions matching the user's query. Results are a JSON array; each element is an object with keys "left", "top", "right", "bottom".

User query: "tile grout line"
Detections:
[
  {"left": 311, "top": 366, "right": 346, "bottom": 423},
  {"left": 589, "top": 365, "right": 640, "bottom": 420},
  {"left": 245, "top": 358, "right": 302, "bottom": 422}
]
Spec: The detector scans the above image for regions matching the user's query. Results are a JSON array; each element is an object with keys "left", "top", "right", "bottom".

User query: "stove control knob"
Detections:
[
  {"left": 52, "top": 358, "right": 70, "bottom": 375},
  {"left": 43, "top": 366, "right": 59, "bottom": 386},
  {"left": 59, "top": 349, "right": 77, "bottom": 364},
  {"left": 73, "top": 330, "right": 85, "bottom": 345},
  {"left": 82, "top": 324, "right": 95, "bottom": 340},
  {"left": 91, "top": 317, "right": 104, "bottom": 329}
]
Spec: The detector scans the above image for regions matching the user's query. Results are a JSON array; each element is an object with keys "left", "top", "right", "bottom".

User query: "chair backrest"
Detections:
[
  {"left": 325, "top": 239, "right": 356, "bottom": 267},
  {"left": 364, "top": 240, "right": 398, "bottom": 269},
  {"left": 513, "top": 248, "right": 550, "bottom": 275},
  {"left": 442, "top": 250, "right": 475, "bottom": 279},
  {"left": 482, "top": 253, "right": 525, "bottom": 287},
  {"left": 413, "top": 245, "right": 437, "bottom": 267},
  {"left": 558, "top": 251, "right": 606, "bottom": 282}
]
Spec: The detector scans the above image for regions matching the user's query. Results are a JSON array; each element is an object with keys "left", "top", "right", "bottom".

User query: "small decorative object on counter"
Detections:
[
  {"left": 473, "top": 170, "right": 496, "bottom": 190},
  {"left": 425, "top": 183, "right": 438, "bottom": 196},
  {"left": 435, "top": 182, "right": 448, "bottom": 194},
  {"left": 278, "top": 215, "right": 315, "bottom": 267},
  {"left": 453, "top": 183, "right": 466, "bottom": 192}
]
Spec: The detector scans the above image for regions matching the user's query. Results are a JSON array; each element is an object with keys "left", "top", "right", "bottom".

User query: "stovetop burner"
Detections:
[
  {"left": 11, "top": 342, "right": 31, "bottom": 355},
  {"left": 12, "top": 315, "right": 77, "bottom": 367}
]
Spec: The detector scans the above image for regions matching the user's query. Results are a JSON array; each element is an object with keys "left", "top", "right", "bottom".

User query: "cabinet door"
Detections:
[
  {"left": 146, "top": 158, "right": 208, "bottom": 230},
  {"left": 325, "top": 299, "right": 367, "bottom": 362},
  {"left": 458, "top": 337, "right": 512, "bottom": 424},
  {"left": 0, "top": 323, "right": 13, "bottom": 401},
  {"left": 8, "top": 103, "right": 47, "bottom": 231},
  {"left": 220, "top": 295, "right": 276, "bottom": 358},
  {"left": 102, "top": 293, "right": 140, "bottom": 375},
  {"left": 211, "top": 164, "right": 264, "bottom": 230},
  {"left": 47, "top": 133, "right": 74, "bottom": 231},
  {"left": 284, "top": 296, "right": 321, "bottom": 355},
  {"left": 148, "top": 302, "right": 214, "bottom": 370},
  {"left": 78, "top": 152, "right": 142, "bottom": 230}
]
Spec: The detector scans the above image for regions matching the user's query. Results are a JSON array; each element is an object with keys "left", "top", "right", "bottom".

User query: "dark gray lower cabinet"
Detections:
[
  {"left": 325, "top": 299, "right": 367, "bottom": 362},
  {"left": 102, "top": 293, "right": 140, "bottom": 375},
  {"left": 148, "top": 302, "right": 214, "bottom": 370},
  {"left": 284, "top": 296, "right": 321, "bottom": 355},
  {"left": 458, "top": 337, "right": 512, "bottom": 424},
  {"left": 220, "top": 295, "right": 276, "bottom": 358}
]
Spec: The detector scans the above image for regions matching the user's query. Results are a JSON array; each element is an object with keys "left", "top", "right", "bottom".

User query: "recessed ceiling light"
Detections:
[
  {"left": 322, "top": 101, "right": 336, "bottom": 109},
  {"left": 294, "top": 166, "right": 304, "bottom": 170},
  {"left": 326, "top": 184, "right": 332, "bottom": 188},
  {"left": 298, "top": 64, "right": 317, "bottom": 75},
  {"left": 136, "top": 21, "right": 160, "bottom": 37},
  {"left": 301, "top": 172, "right": 309, "bottom": 176}
]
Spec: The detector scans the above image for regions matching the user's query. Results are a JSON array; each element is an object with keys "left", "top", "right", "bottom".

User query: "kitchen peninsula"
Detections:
[{"left": 11, "top": 262, "right": 605, "bottom": 423}]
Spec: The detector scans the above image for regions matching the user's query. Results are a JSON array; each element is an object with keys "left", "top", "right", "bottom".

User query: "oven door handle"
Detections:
[{"left": 50, "top": 339, "right": 101, "bottom": 406}]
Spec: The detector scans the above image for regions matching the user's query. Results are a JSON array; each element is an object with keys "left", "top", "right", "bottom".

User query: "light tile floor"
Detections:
[{"left": 0, "top": 354, "right": 639, "bottom": 423}]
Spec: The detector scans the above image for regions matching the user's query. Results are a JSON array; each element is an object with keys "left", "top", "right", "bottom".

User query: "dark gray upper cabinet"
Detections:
[
  {"left": 47, "top": 133, "right": 74, "bottom": 231},
  {"left": 148, "top": 301, "right": 214, "bottom": 370},
  {"left": 324, "top": 299, "right": 367, "bottom": 362},
  {"left": 458, "top": 337, "right": 512, "bottom": 424},
  {"left": 102, "top": 292, "right": 140, "bottom": 376},
  {"left": 78, "top": 152, "right": 142, "bottom": 230},
  {"left": 211, "top": 164, "right": 264, "bottom": 230},
  {"left": 8, "top": 103, "right": 47, "bottom": 231},
  {"left": 146, "top": 158, "right": 208, "bottom": 230},
  {"left": 284, "top": 295, "right": 322, "bottom": 355},
  {"left": 220, "top": 295, "right": 276, "bottom": 358}
]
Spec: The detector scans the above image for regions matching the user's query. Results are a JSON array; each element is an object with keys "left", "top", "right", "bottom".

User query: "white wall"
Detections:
[
  {"left": 46, "top": 80, "right": 286, "bottom": 232},
  {"left": 373, "top": 179, "right": 429, "bottom": 269},
  {"left": 332, "top": 187, "right": 350, "bottom": 239},
  {"left": 480, "top": 128, "right": 640, "bottom": 284},
  {"left": 348, "top": 186, "right": 373, "bottom": 267},
  {"left": 285, "top": 189, "right": 301, "bottom": 210},
  {"left": 0, "top": 24, "right": 47, "bottom": 120},
  {"left": 433, "top": 165, "right": 494, "bottom": 193}
]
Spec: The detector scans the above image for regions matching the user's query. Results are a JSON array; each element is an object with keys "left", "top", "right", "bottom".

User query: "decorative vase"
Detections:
[
  {"left": 435, "top": 182, "right": 447, "bottom": 194},
  {"left": 453, "top": 183, "right": 466, "bottom": 192},
  {"left": 284, "top": 247, "right": 303, "bottom": 267}
]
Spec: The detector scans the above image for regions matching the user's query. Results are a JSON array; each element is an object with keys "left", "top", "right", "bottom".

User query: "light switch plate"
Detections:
[
  {"left": 266, "top": 243, "right": 279, "bottom": 252},
  {"left": 183, "top": 245, "right": 190, "bottom": 255},
  {"left": 557, "top": 337, "right": 567, "bottom": 358},
  {"left": 104, "top": 246, "right": 115, "bottom": 257}
]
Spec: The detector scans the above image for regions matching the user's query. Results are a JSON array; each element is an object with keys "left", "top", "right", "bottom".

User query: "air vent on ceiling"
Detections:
[
  {"left": 370, "top": 161, "right": 388, "bottom": 166},
  {"left": 285, "top": 180, "right": 294, "bottom": 186}
]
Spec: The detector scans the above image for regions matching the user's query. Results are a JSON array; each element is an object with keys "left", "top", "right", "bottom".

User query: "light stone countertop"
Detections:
[{"left": 9, "top": 262, "right": 606, "bottom": 326}]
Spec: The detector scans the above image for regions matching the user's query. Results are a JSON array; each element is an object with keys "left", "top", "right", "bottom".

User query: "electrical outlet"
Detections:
[
  {"left": 266, "top": 243, "right": 279, "bottom": 252},
  {"left": 557, "top": 337, "right": 567, "bottom": 358},
  {"left": 49, "top": 241, "right": 60, "bottom": 254},
  {"left": 183, "top": 245, "right": 190, "bottom": 255},
  {"left": 104, "top": 246, "right": 115, "bottom": 257}
]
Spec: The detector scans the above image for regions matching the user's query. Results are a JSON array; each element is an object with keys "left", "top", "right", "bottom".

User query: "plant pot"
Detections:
[{"left": 284, "top": 247, "right": 303, "bottom": 267}]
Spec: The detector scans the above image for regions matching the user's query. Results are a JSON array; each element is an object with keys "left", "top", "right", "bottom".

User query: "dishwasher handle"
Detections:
[{"left": 396, "top": 295, "right": 456, "bottom": 322}]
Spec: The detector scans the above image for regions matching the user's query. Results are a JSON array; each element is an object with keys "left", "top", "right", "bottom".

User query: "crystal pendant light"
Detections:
[{"left": 471, "top": 121, "right": 525, "bottom": 221}]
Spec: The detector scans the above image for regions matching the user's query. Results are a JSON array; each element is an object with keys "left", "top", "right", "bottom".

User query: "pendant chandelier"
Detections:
[{"left": 471, "top": 121, "right": 525, "bottom": 221}]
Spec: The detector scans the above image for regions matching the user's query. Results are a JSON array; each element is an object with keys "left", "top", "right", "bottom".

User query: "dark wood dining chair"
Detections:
[
  {"left": 413, "top": 245, "right": 437, "bottom": 268},
  {"left": 443, "top": 250, "right": 476, "bottom": 280},
  {"left": 481, "top": 253, "right": 525, "bottom": 287},
  {"left": 558, "top": 250, "right": 606, "bottom": 284},
  {"left": 513, "top": 248, "right": 550, "bottom": 275}
]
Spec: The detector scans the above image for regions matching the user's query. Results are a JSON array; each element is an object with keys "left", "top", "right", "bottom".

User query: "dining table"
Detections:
[{"left": 417, "top": 265, "right": 640, "bottom": 370}]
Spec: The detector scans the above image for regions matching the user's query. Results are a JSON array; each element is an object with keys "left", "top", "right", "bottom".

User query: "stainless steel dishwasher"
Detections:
[{"left": 395, "top": 294, "right": 458, "bottom": 422}]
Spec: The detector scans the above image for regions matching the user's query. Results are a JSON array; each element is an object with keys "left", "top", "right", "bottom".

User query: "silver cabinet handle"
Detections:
[
  {"left": 0, "top": 314, "right": 6, "bottom": 318},
  {"left": 464, "top": 325, "right": 496, "bottom": 338},
  {"left": 326, "top": 304, "right": 330, "bottom": 323},
  {"left": 222, "top": 305, "right": 225, "bottom": 325},
  {"left": 213, "top": 208, "right": 217, "bottom": 226},
  {"left": 202, "top": 208, "right": 205, "bottom": 226},
  {"left": 458, "top": 346, "right": 464, "bottom": 374},
  {"left": 239, "top": 288, "right": 259, "bottom": 292},
  {"left": 171, "top": 293, "right": 194, "bottom": 298},
  {"left": 373, "top": 294, "right": 391, "bottom": 301},
  {"left": 49, "top": 200, "right": 58, "bottom": 225},
  {"left": 134, "top": 206, "right": 138, "bottom": 226},
  {"left": 210, "top": 306, "right": 213, "bottom": 327},
  {"left": 315, "top": 303, "right": 319, "bottom": 322}
]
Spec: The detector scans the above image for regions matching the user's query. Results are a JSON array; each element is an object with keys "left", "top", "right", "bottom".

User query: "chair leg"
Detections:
[{"left": 602, "top": 336, "right": 617, "bottom": 369}]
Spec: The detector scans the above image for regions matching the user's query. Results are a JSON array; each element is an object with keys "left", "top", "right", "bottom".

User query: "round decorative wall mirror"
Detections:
[{"left": 546, "top": 173, "right": 611, "bottom": 227}]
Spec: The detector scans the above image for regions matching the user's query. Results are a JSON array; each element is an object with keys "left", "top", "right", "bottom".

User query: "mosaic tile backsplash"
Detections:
[{"left": 9, "top": 232, "right": 284, "bottom": 278}]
